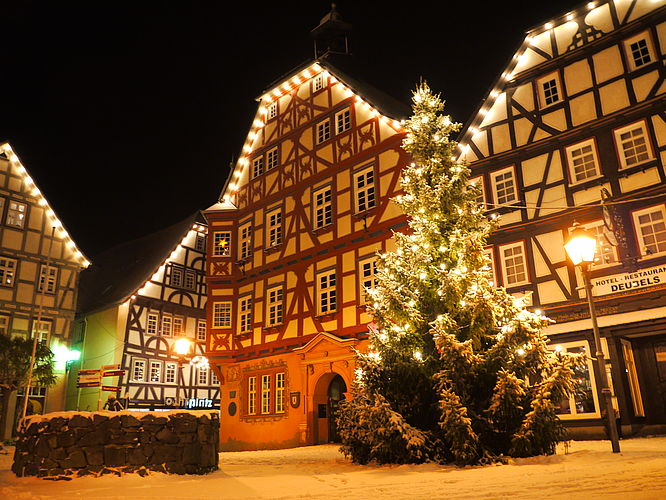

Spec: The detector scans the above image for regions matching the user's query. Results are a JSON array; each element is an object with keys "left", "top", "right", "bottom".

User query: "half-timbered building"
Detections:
[
  {"left": 68, "top": 211, "right": 220, "bottom": 411},
  {"left": 457, "top": 0, "right": 666, "bottom": 436},
  {"left": 0, "top": 142, "right": 89, "bottom": 439},
  {"left": 204, "top": 10, "right": 411, "bottom": 450}
]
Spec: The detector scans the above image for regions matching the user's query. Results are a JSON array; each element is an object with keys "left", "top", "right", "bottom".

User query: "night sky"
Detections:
[{"left": 1, "top": 1, "right": 582, "bottom": 259}]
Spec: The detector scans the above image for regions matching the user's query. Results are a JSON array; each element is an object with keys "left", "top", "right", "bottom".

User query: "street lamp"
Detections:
[
  {"left": 564, "top": 223, "right": 620, "bottom": 453},
  {"left": 173, "top": 337, "right": 192, "bottom": 407}
]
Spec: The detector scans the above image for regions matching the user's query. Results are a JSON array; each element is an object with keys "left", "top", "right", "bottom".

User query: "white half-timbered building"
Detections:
[
  {"left": 68, "top": 212, "right": 220, "bottom": 411},
  {"left": 0, "top": 142, "right": 89, "bottom": 439},
  {"left": 457, "top": 0, "right": 666, "bottom": 437}
]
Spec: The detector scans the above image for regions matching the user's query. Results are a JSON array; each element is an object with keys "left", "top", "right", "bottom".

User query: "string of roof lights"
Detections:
[
  {"left": 221, "top": 62, "right": 405, "bottom": 205},
  {"left": 456, "top": 0, "right": 605, "bottom": 160},
  {"left": 0, "top": 142, "right": 91, "bottom": 268}
]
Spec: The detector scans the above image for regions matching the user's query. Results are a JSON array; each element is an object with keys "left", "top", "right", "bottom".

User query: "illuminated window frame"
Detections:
[
  {"left": 261, "top": 374, "right": 271, "bottom": 414},
  {"left": 316, "top": 268, "right": 337, "bottom": 315},
  {"left": 247, "top": 376, "right": 257, "bottom": 415},
  {"left": 267, "top": 101, "right": 278, "bottom": 120},
  {"left": 490, "top": 166, "right": 518, "bottom": 206},
  {"left": 196, "top": 319, "right": 207, "bottom": 342},
  {"left": 313, "top": 184, "right": 333, "bottom": 230},
  {"left": 266, "top": 146, "right": 279, "bottom": 171},
  {"left": 276, "top": 372, "right": 285, "bottom": 413},
  {"left": 266, "top": 207, "right": 282, "bottom": 248},
  {"left": 498, "top": 241, "right": 529, "bottom": 288},
  {"left": 212, "top": 301, "right": 232, "bottom": 328},
  {"left": 239, "top": 295, "right": 253, "bottom": 334},
  {"left": 358, "top": 256, "right": 378, "bottom": 305},
  {"left": 252, "top": 156, "right": 264, "bottom": 178},
  {"left": 0, "top": 257, "right": 17, "bottom": 287},
  {"left": 335, "top": 107, "right": 351, "bottom": 134},
  {"left": 239, "top": 220, "right": 253, "bottom": 260},
  {"left": 149, "top": 360, "right": 162, "bottom": 383},
  {"left": 147, "top": 312, "right": 158, "bottom": 335},
  {"left": 165, "top": 362, "right": 177, "bottom": 384},
  {"left": 6, "top": 200, "right": 27, "bottom": 229},
  {"left": 353, "top": 165, "right": 377, "bottom": 213},
  {"left": 579, "top": 220, "right": 619, "bottom": 268},
  {"left": 565, "top": 139, "right": 601, "bottom": 185},
  {"left": 549, "top": 340, "right": 600, "bottom": 420},
  {"left": 312, "top": 74, "right": 325, "bottom": 93},
  {"left": 623, "top": 31, "right": 655, "bottom": 71},
  {"left": 213, "top": 231, "right": 232, "bottom": 257},
  {"left": 266, "top": 285, "right": 284, "bottom": 327},
  {"left": 131, "top": 358, "right": 146, "bottom": 382},
  {"left": 631, "top": 204, "right": 666, "bottom": 258},
  {"left": 536, "top": 71, "right": 562, "bottom": 108},
  {"left": 613, "top": 120, "right": 654, "bottom": 170},
  {"left": 316, "top": 120, "right": 331, "bottom": 144},
  {"left": 161, "top": 314, "right": 173, "bottom": 337}
]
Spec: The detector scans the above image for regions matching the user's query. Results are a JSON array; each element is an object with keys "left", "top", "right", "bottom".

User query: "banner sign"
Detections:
[
  {"left": 77, "top": 369, "right": 101, "bottom": 376},
  {"left": 77, "top": 381, "right": 101, "bottom": 388},
  {"left": 592, "top": 264, "right": 666, "bottom": 296},
  {"left": 102, "top": 385, "right": 121, "bottom": 392},
  {"left": 102, "top": 370, "right": 125, "bottom": 377},
  {"left": 101, "top": 364, "right": 121, "bottom": 371},
  {"left": 78, "top": 374, "right": 101, "bottom": 383}
]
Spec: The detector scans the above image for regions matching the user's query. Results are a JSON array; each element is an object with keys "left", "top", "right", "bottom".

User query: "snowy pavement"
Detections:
[{"left": 1, "top": 437, "right": 665, "bottom": 499}]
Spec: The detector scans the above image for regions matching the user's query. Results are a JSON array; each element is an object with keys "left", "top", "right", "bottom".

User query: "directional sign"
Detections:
[
  {"left": 78, "top": 374, "right": 101, "bottom": 384},
  {"left": 78, "top": 369, "right": 101, "bottom": 376},
  {"left": 102, "top": 385, "right": 121, "bottom": 392},
  {"left": 102, "top": 370, "right": 125, "bottom": 377},
  {"left": 77, "top": 381, "right": 101, "bottom": 388},
  {"left": 101, "top": 364, "right": 121, "bottom": 371}
]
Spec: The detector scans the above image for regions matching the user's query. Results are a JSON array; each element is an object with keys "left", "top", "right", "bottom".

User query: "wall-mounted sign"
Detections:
[
  {"left": 185, "top": 398, "right": 214, "bottom": 409},
  {"left": 290, "top": 392, "right": 300, "bottom": 408},
  {"left": 592, "top": 264, "right": 666, "bottom": 296}
]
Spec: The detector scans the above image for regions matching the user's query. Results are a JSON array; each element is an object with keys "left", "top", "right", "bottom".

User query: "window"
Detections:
[
  {"left": 470, "top": 176, "right": 486, "bottom": 208},
  {"left": 312, "top": 74, "right": 325, "bottom": 93},
  {"left": 276, "top": 372, "right": 285, "bottom": 413},
  {"left": 566, "top": 140, "right": 600, "bottom": 184},
  {"left": 266, "top": 286, "right": 283, "bottom": 327},
  {"left": 37, "top": 265, "right": 57, "bottom": 294},
  {"left": 170, "top": 265, "right": 184, "bottom": 287},
  {"left": 266, "top": 147, "right": 279, "bottom": 170},
  {"left": 161, "top": 315, "right": 173, "bottom": 337},
  {"left": 211, "top": 369, "right": 219, "bottom": 386},
  {"left": 0, "top": 257, "right": 17, "bottom": 287},
  {"left": 316, "top": 120, "right": 331, "bottom": 144},
  {"left": 632, "top": 205, "right": 666, "bottom": 257},
  {"left": 6, "top": 201, "right": 27, "bottom": 228},
  {"left": 614, "top": 121, "right": 653, "bottom": 169},
  {"left": 213, "top": 231, "right": 231, "bottom": 257},
  {"left": 491, "top": 167, "right": 517, "bottom": 206},
  {"left": 551, "top": 342, "right": 599, "bottom": 418},
  {"left": 582, "top": 221, "right": 618, "bottom": 267},
  {"left": 212, "top": 302, "right": 232, "bottom": 328},
  {"left": 261, "top": 374, "right": 271, "bottom": 414},
  {"left": 196, "top": 319, "right": 207, "bottom": 342},
  {"left": 624, "top": 32, "right": 655, "bottom": 71},
  {"left": 621, "top": 340, "right": 645, "bottom": 417},
  {"left": 267, "top": 101, "right": 278, "bottom": 120},
  {"left": 335, "top": 108, "right": 351, "bottom": 134},
  {"left": 131, "top": 358, "right": 146, "bottom": 382},
  {"left": 198, "top": 366, "right": 208, "bottom": 385},
  {"left": 173, "top": 316, "right": 184, "bottom": 336},
  {"left": 358, "top": 256, "right": 378, "bottom": 304},
  {"left": 184, "top": 269, "right": 197, "bottom": 291},
  {"left": 239, "top": 222, "right": 253, "bottom": 260},
  {"left": 266, "top": 207, "right": 282, "bottom": 248},
  {"left": 317, "top": 269, "right": 337, "bottom": 315},
  {"left": 248, "top": 376, "right": 257, "bottom": 415},
  {"left": 32, "top": 320, "right": 51, "bottom": 344},
  {"left": 239, "top": 295, "right": 253, "bottom": 334},
  {"left": 165, "top": 362, "right": 177, "bottom": 384},
  {"left": 537, "top": 72, "right": 562, "bottom": 108},
  {"left": 147, "top": 313, "right": 158, "bottom": 335},
  {"left": 252, "top": 156, "right": 265, "bottom": 179},
  {"left": 313, "top": 185, "right": 333, "bottom": 229},
  {"left": 354, "top": 166, "right": 377, "bottom": 213},
  {"left": 149, "top": 361, "right": 162, "bottom": 383},
  {"left": 499, "top": 242, "right": 528, "bottom": 287},
  {"left": 195, "top": 234, "right": 206, "bottom": 252},
  {"left": 0, "top": 315, "right": 9, "bottom": 335}
]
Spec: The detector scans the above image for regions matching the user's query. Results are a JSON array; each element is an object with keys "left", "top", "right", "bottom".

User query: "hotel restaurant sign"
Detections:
[{"left": 592, "top": 264, "right": 666, "bottom": 296}]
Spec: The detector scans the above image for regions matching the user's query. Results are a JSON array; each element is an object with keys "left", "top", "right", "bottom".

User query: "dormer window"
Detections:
[
  {"left": 313, "top": 74, "right": 325, "bottom": 93},
  {"left": 537, "top": 72, "right": 562, "bottom": 108},
  {"left": 624, "top": 31, "right": 655, "bottom": 71},
  {"left": 267, "top": 101, "right": 278, "bottom": 120}
]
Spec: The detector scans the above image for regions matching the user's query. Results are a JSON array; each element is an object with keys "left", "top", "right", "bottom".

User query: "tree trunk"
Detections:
[{"left": 0, "top": 388, "right": 15, "bottom": 441}]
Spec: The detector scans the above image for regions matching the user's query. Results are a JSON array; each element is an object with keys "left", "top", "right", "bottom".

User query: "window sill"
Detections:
[
  {"left": 315, "top": 312, "right": 337, "bottom": 321},
  {"left": 312, "top": 225, "right": 333, "bottom": 236},
  {"left": 567, "top": 174, "right": 604, "bottom": 188},
  {"left": 263, "top": 244, "right": 282, "bottom": 255},
  {"left": 617, "top": 159, "right": 657, "bottom": 173}
]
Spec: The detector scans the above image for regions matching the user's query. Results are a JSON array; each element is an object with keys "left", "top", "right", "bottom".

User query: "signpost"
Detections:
[{"left": 75, "top": 365, "right": 125, "bottom": 410}]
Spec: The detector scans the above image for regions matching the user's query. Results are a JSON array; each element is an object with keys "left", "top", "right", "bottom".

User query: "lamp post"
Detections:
[
  {"left": 564, "top": 223, "right": 620, "bottom": 453},
  {"left": 173, "top": 337, "right": 192, "bottom": 408}
]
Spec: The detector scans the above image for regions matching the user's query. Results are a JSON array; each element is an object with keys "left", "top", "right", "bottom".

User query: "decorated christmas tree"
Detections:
[{"left": 337, "top": 83, "right": 581, "bottom": 465}]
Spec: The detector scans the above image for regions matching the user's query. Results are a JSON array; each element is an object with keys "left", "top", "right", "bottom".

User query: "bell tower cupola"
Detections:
[{"left": 311, "top": 4, "right": 352, "bottom": 59}]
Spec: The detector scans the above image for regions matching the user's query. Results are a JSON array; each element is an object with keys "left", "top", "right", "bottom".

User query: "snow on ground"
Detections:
[{"left": 1, "top": 437, "right": 666, "bottom": 499}]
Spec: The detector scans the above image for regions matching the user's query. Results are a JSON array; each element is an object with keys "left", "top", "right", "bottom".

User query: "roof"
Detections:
[{"left": 77, "top": 211, "right": 207, "bottom": 315}]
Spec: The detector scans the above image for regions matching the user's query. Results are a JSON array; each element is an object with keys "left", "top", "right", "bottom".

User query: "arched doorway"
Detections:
[{"left": 327, "top": 374, "right": 347, "bottom": 443}]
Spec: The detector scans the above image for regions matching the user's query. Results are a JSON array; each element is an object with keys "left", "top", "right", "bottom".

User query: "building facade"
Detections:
[
  {"left": 457, "top": 0, "right": 666, "bottom": 436},
  {"left": 0, "top": 142, "right": 89, "bottom": 439},
  {"left": 68, "top": 212, "right": 220, "bottom": 412},
  {"left": 204, "top": 15, "right": 412, "bottom": 448}
]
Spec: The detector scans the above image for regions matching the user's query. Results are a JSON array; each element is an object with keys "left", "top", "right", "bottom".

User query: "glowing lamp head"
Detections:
[
  {"left": 564, "top": 224, "right": 597, "bottom": 266},
  {"left": 174, "top": 337, "right": 192, "bottom": 356}
]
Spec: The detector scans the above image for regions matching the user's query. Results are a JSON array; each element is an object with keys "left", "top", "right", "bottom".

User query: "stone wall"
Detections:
[{"left": 12, "top": 410, "right": 219, "bottom": 478}]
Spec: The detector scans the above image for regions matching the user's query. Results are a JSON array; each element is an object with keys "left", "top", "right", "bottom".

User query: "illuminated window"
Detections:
[
  {"left": 354, "top": 166, "right": 376, "bottom": 213},
  {"left": 316, "top": 120, "right": 331, "bottom": 144},
  {"left": 276, "top": 372, "right": 285, "bottom": 413},
  {"left": 239, "top": 221, "right": 253, "bottom": 260},
  {"left": 165, "top": 362, "right": 177, "bottom": 384},
  {"left": 537, "top": 72, "right": 562, "bottom": 108},
  {"left": 161, "top": 315, "right": 173, "bottom": 337},
  {"left": 624, "top": 32, "right": 655, "bottom": 71},
  {"left": 312, "top": 74, "right": 325, "bottom": 93},
  {"left": 198, "top": 366, "right": 208, "bottom": 385},
  {"left": 131, "top": 358, "right": 146, "bottom": 382},
  {"left": 261, "top": 374, "right": 271, "bottom": 414},
  {"left": 581, "top": 221, "right": 618, "bottom": 267},
  {"left": 0, "top": 257, "right": 17, "bottom": 287},
  {"left": 170, "top": 264, "right": 184, "bottom": 287},
  {"left": 213, "top": 231, "right": 231, "bottom": 257},
  {"left": 195, "top": 234, "right": 206, "bottom": 252},
  {"left": 266, "top": 286, "right": 283, "bottom": 327},
  {"left": 614, "top": 121, "right": 653, "bottom": 169},
  {"left": 211, "top": 369, "right": 219, "bottom": 386},
  {"left": 248, "top": 376, "right": 257, "bottom": 415},
  {"left": 358, "top": 256, "right": 378, "bottom": 304},
  {"left": 184, "top": 269, "right": 197, "bottom": 290},
  {"left": 632, "top": 205, "right": 666, "bottom": 257},
  {"left": 147, "top": 313, "right": 158, "bottom": 335},
  {"left": 335, "top": 108, "right": 351, "bottom": 134},
  {"left": 267, "top": 101, "right": 278, "bottom": 120},
  {"left": 490, "top": 167, "right": 517, "bottom": 205},
  {"left": 6, "top": 201, "right": 27, "bottom": 228},
  {"left": 32, "top": 320, "right": 51, "bottom": 344},
  {"left": 173, "top": 316, "right": 184, "bottom": 336},
  {"left": 317, "top": 269, "right": 337, "bottom": 315},
  {"left": 252, "top": 156, "right": 264, "bottom": 178},
  {"left": 266, "top": 207, "right": 282, "bottom": 248},
  {"left": 566, "top": 139, "right": 600, "bottom": 183},
  {"left": 196, "top": 319, "right": 207, "bottom": 342},
  {"left": 239, "top": 295, "right": 253, "bottom": 334},
  {"left": 313, "top": 185, "right": 333, "bottom": 229},
  {"left": 0, "top": 315, "right": 9, "bottom": 335},
  {"left": 499, "top": 242, "right": 528, "bottom": 287},
  {"left": 212, "top": 302, "right": 232, "bottom": 328},
  {"left": 149, "top": 361, "right": 162, "bottom": 383},
  {"left": 551, "top": 342, "right": 599, "bottom": 419},
  {"left": 267, "top": 146, "right": 279, "bottom": 170},
  {"left": 38, "top": 265, "right": 57, "bottom": 294}
]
